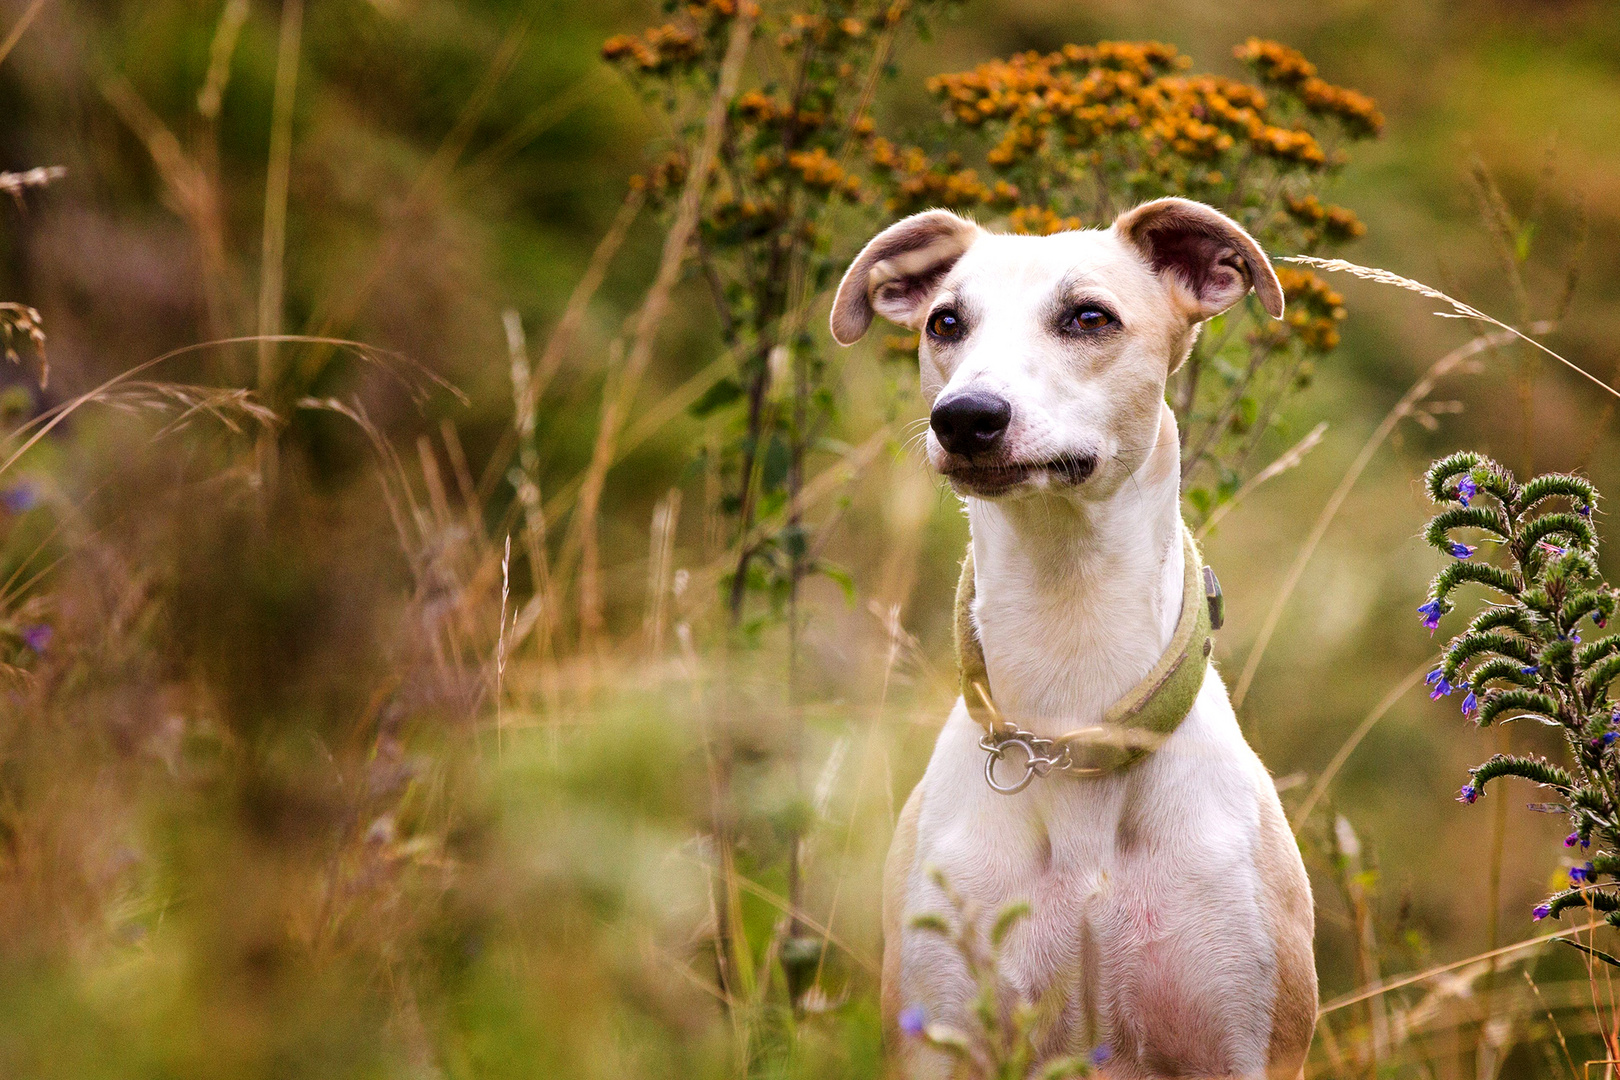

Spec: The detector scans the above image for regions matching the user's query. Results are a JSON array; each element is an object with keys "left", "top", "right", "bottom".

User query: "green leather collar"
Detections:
[{"left": 955, "top": 523, "right": 1222, "bottom": 792}]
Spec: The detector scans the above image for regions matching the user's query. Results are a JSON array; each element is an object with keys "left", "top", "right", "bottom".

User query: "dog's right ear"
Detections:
[{"left": 829, "top": 210, "right": 981, "bottom": 346}]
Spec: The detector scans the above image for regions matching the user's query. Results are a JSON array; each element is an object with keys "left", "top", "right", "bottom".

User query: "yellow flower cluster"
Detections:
[
  {"left": 602, "top": 24, "right": 701, "bottom": 71},
  {"left": 787, "top": 147, "right": 863, "bottom": 197},
  {"left": 601, "top": 0, "right": 754, "bottom": 72},
  {"left": 1250, "top": 125, "right": 1324, "bottom": 167},
  {"left": 1285, "top": 193, "right": 1366, "bottom": 241},
  {"left": 706, "top": 190, "right": 787, "bottom": 236},
  {"left": 734, "top": 90, "right": 830, "bottom": 133},
  {"left": 1234, "top": 38, "right": 1384, "bottom": 136},
  {"left": 776, "top": 11, "right": 869, "bottom": 49},
  {"left": 867, "top": 138, "right": 1019, "bottom": 213},
  {"left": 924, "top": 41, "right": 1346, "bottom": 172},
  {"left": 1008, "top": 206, "right": 1082, "bottom": 235},
  {"left": 1276, "top": 267, "right": 1347, "bottom": 351}
]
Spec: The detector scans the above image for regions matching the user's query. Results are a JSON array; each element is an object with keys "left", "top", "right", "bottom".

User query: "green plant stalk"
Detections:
[
  {"left": 1418, "top": 452, "right": 1620, "bottom": 940},
  {"left": 256, "top": 0, "right": 303, "bottom": 484}
]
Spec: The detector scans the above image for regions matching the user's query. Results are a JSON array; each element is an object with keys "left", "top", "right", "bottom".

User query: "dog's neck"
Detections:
[{"left": 966, "top": 404, "right": 1185, "bottom": 738}]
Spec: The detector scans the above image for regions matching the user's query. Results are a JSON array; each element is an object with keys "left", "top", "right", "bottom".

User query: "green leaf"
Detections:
[
  {"left": 920, "top": 1024, "right": 971, "bottom": 1058},
  {"left": 1559, "top": 938, "right": 1620, "bottom": 971},
  {"left": 816, "top": 561, "right": 857, "bottom": 606},
  {"left": 989, "top": 901, "right": 1031, "bottom": 948},
  {"left": 687, "top": 376, "right": 744, "bottom": 417},
  {"left": 1476, "top": 689, "right": 1561, "bottom": 727},
  {"left": 1038, "top": 1056, "right": 1094, "bottom": 1080},
  {"left": 1515, "top": 222, "right": 1536, "bottom": 264},
  {"left": 1470, "top": 752, "right": 1573, "bottom": 795}
]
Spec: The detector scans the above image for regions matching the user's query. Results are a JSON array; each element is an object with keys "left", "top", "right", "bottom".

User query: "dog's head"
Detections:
[{"left": 830, "top": 198, "right": 1283, "bottom": 500}]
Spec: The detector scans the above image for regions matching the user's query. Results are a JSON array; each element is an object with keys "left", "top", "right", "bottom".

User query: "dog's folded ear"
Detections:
[
  {"left": 1113, "top": 197, "right": 1285, "bottom": 322},
  {"left": 829, "top": 210, "right": 981, "bottom": 346}
]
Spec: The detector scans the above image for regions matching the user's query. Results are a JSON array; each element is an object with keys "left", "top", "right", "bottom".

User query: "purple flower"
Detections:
[
  {"left": 898, "top": 1005, "right": 926, "bottom": 1038},
  {"left": 1597, "top": 612, "right": 1609, "bottom": 628},
  {"left": 1457, "top": 784, "right": 1478, "bottom": 805},
  {"left": 1461, "top": 691, "right": 1478, "bottom": 717},
  {"left": 1533, "top": 904, "right": 1551, "bottom": 920},
  {"left": 1570, "top": 862, "right": 1596, "bottom": 884},
  {"left": 1090, "top": 1045, "right": 1113, "bottom": 1067},
  {"left": 1, "top": 483, "right": 37, "bottom": 513},
  {"left": 21, "top": 625, "right": 50, "bottom": 653},
  {"left": 1524, "top": 665, "right": 1541, "bottom": 676},
  {"left": 1541, "top": 542, "right": 1568, "bottom": 558},
  {"left": 1457, "top": 476, "right": 1478, "bottom": 506},
  {"left": 1418, "top": 600, "right": 1443, "bottom": 633},
  {"left": 1447, "top": 541, "right": 1476, "bottom": 559},
  {"left": 1580, "top": 503, "right": 1593, "bottom": 518},
  {"left": 1426, "top": 668, "right": 1444, "bottom": 686},
  {"left": 1566, "top": 832, "right": 1580, "bottom": 848},
  {"left": 1430, "top": 676, "right": 1454, "bottom": 700}
]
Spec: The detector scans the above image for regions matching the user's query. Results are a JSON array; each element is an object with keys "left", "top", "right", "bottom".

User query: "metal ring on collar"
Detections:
[{"left": 984, "top": 737, "right": 1041, "bottom": 795}]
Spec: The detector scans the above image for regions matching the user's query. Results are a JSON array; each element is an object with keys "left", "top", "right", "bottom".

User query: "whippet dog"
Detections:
[{"left": 830, "top": 198, "right": 1316, "bottom": 1079}]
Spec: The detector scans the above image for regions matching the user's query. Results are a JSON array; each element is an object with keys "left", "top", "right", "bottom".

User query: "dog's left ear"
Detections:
[{"left": 1113, "top": 197, "right": 1284, "bottom": 322}]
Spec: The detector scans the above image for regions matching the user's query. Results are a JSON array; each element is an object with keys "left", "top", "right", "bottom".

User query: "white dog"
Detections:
[{"left": 830, "top": 198, "right": 1316, "bottom": 1079}]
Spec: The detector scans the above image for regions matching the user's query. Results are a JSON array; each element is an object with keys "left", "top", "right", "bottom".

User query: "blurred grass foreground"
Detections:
[{"left": 4, "top": 0, "right": 1620, "bottom": 1077}]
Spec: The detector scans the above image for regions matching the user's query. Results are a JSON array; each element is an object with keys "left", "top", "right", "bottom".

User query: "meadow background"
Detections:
[{"left": 2, "top": 0, "right": 1620, "bottom": 1077}]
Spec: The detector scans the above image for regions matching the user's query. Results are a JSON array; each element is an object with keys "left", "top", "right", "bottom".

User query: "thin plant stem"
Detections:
[
  {"left": 810, "top": 603, "right": 906, "bottom": 993},
  {"left": 100, "top": 77, "right": 238, "bottom": 358},
  {"left": 255, "top": 0, "right": 303, "bottom": 483},
  {"left": 1230, "top": 329, "right": 1514, "bottom": 709},
  {"left": 0, "top": 0, "right": 49, "bottom": 69},
  {"left": 1196, "top": 421, "right": 1327, "bottom": 539},
  {"left": 571, "top": 11, "right": 755, "bottom": 643},
  {"left": 1524, "top": 969, "right": 1581, "bottom": 1080},
  {"left": 1291, "top": 659, "right": 1433, "bottom": 832},
  {"left": 298, "top": 9, "right": 534, "bottom": 374},
  {"left": 1319, "top": 920, "right": 1602, "bottom": 1017},
  {"left": 475, "top": 185, "right": 647, "bottom": 504},
  {"left": 197, "top": 0, "right": 250, "bottom": 119}
]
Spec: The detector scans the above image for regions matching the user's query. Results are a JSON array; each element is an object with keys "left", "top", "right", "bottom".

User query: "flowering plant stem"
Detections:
[{"left": 1418, "top": 451, "right": 1620, "bottom": 933}]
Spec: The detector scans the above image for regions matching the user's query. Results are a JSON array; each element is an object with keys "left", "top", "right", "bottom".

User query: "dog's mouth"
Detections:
[{"left": 941, "top": 454, "right": 1097, "bottom": 496}]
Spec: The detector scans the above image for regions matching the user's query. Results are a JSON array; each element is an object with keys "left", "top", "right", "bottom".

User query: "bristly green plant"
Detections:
[
  {"left": 1418, "top": 451, "right": 1620, "bottom": 936},
  {"left": 903, "top": 868, "right": 1101, "bottom": 1080}
]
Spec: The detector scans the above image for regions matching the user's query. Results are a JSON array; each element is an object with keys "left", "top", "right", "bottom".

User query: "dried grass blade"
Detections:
[
  {"left": 1197, "top": 421, "right": 1327, "bottom": 539},
  {"left": 1291, "top": 659, "right": 1433, "bottom": 832},
  {"left": 1229, "top": 329, "right": 1512, "bottom": 709},
  {"left": 1319, "top": 921, "right": 1601, "bottom": 1017},
  {"left": 568, "top": 10, "right": 755, "bottom": 638},
  {"left": 1287, "top": 255, "right": 1619, "bottom": 401},
  {"left": 0, "top": 0, "right": 49, "bottom": 69}
]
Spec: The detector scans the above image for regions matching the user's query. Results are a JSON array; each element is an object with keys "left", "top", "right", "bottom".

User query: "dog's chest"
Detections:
[
  {"left": 911, "top": 779, "right": 1165, "bottom": 999},
  {"left": 900, "top": 716, "right": 1275, "bottom": 1071}
]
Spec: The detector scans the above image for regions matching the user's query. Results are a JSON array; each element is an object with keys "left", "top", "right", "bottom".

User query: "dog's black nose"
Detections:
[{"left": 931, "top": 391, "right": 1012, "bottom": 457}]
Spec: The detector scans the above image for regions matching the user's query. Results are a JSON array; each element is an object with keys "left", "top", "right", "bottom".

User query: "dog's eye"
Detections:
[
  {"left": 926, "top": 309, "right": 964, "bottom": 341},
  {"left": 1063, "top": 306, "right": 1116, "bottom": 333}
]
